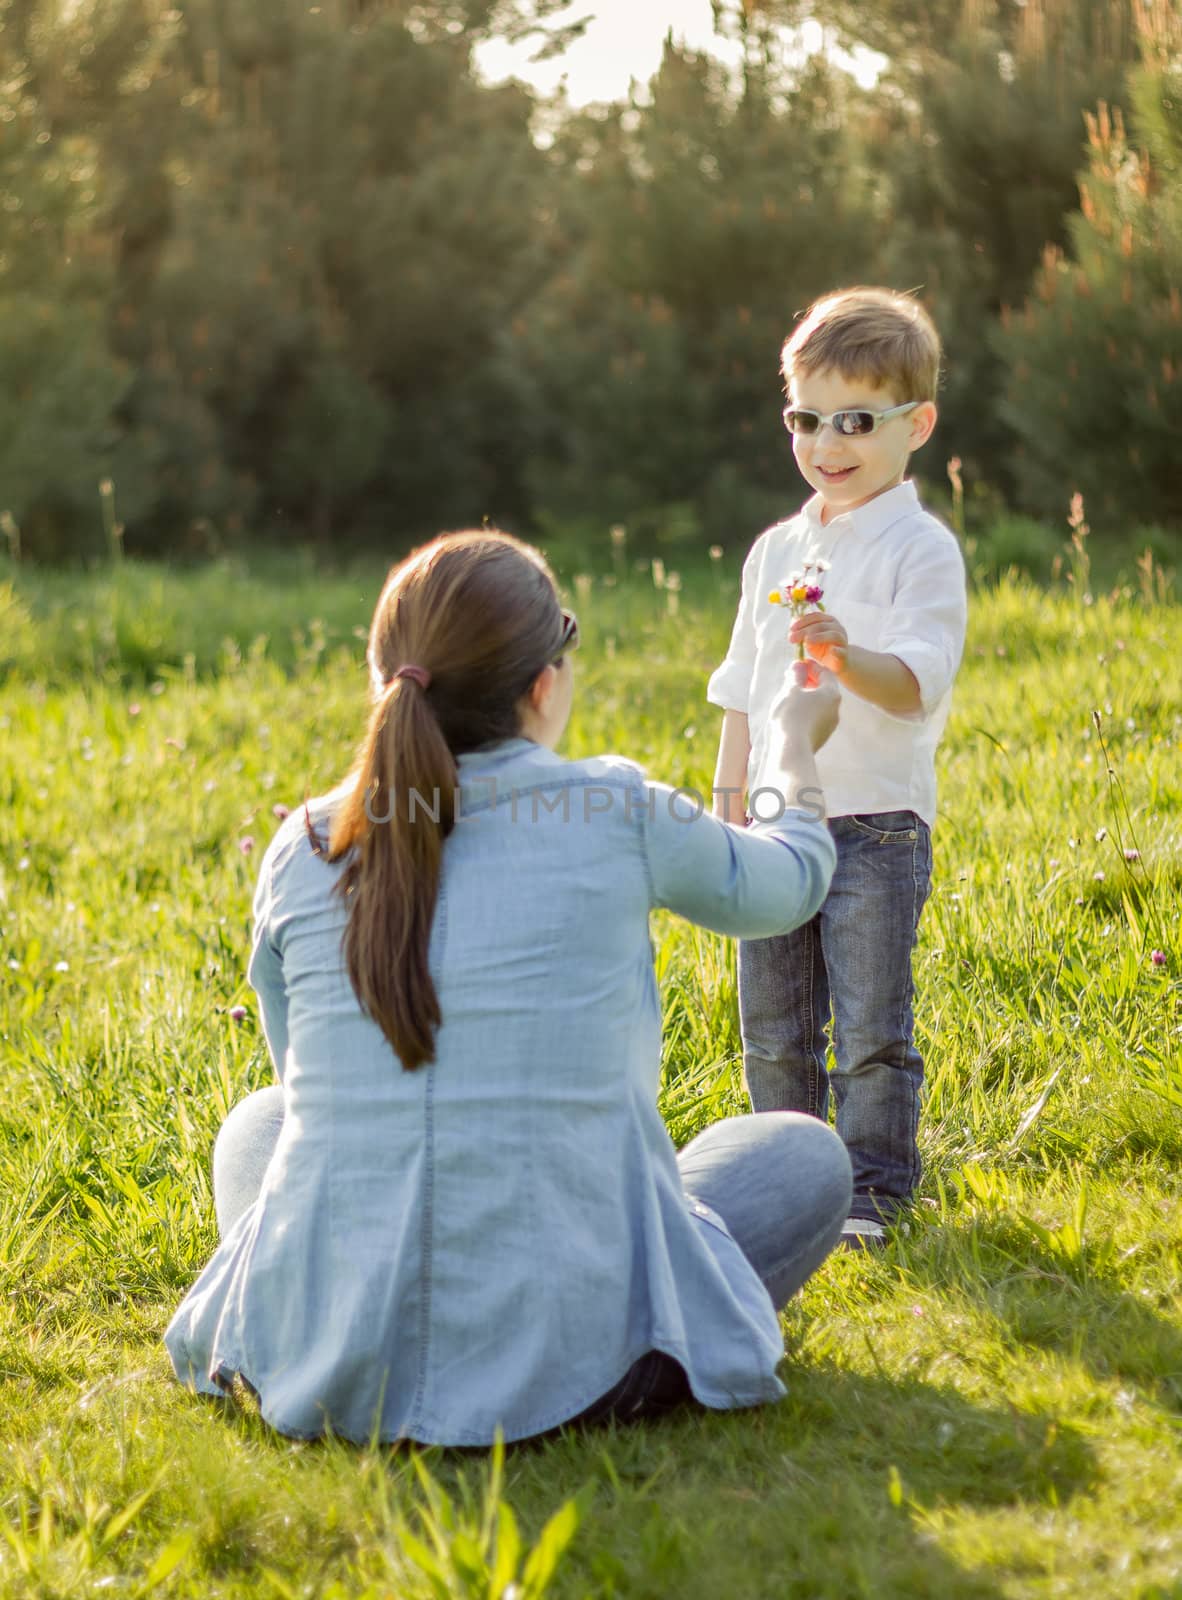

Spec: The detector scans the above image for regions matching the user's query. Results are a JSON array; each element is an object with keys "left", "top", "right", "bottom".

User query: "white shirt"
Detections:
[{"left": 707, "top": 480, "right": 967, "bottom": 827}]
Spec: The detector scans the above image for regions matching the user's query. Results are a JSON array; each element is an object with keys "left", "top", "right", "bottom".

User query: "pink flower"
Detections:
[
  {"left": 128, "top": 703, "right": 141, "bottom": 717},
  {"left": 805, "top": 584, "right": 823, "bottom": 604},
  {"left": 1151, "top": 950, "right": 1167, "bottom": 967},
  {"left": 1124, "top": 848, "right": 1141, "bottom": 862},
  {"left": 272, "top": 803, "right": 291, "bottom": 821},
  {"left": 229, "top": 1005, "right": 247, "bottom": 1022},
  {"left": 239, "top": 836, "right": 255, "bottom": 855}
]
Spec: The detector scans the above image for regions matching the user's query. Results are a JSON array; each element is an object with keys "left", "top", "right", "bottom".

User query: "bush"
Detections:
[{"left": 974, "top": 514, "right": 1062, "bottom": 580}]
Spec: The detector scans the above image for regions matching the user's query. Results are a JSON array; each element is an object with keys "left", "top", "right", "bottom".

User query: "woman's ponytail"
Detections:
[
  {"left": 322, "top": 531, "right": 565, "bottom": 1071},
  {"left": 328, "top": 673, "right": 457, "bottom": 1071}
]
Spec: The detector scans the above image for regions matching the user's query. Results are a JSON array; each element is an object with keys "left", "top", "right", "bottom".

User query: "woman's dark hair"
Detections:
[{"left": 324, "top": 530, "right": 566, "bottom": 1071}]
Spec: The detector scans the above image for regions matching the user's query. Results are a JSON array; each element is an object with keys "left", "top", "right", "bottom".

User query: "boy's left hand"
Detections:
[{"left": 789, "top": 612, "right": 849, "bottom": 675}]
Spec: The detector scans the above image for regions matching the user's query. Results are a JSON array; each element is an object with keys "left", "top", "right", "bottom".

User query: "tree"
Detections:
[
  {"left": 524, "top": 35, "right": 883, "bottom": 547},
  {"left": 995, "top": 6, "right": 1182, "bottom": 527},
  {"left": 726, "top": 0, "right": 1143, "bottom": 498},
  {"left": 0, "top": 1, "right": 136, "bottom": 558},
  {"left": 3, "top": 0, "right": 558, "bottom": 557}
]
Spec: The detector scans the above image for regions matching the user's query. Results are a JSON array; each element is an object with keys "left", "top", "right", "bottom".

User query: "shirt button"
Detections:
[{"left": 908, "top": 829, "right": 918, "bottom": 839}]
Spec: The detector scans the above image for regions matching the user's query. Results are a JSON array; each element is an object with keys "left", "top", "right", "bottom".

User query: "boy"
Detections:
[{"left": 709, "top": 286, "right": 967, "bottom": 1249}]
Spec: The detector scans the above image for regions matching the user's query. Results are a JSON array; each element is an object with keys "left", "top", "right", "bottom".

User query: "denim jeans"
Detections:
[
  {"left": 212, "top": 1091, "right": 851, "bottom": 1430},
  {"left": 739, "top": 810, "right": 933, "bottom": 1223}
]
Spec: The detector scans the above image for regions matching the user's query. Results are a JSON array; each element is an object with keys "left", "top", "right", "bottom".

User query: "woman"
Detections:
[{"left": 166, "top": 530, "right": 851, "bottom": 1445}]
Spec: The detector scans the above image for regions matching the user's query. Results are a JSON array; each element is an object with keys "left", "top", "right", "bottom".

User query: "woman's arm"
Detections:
[
  {"left": 644, "top": 781, "right": 835, "bottom": 939},
  {"left": 246, "top": 850, "right": 290, "bottom": 1082},
  {"left": 649, "top": 664, "right": 838, "bottom": 937}
]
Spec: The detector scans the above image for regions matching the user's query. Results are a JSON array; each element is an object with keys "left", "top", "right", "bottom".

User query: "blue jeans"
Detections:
[
  {"left": 739, "top": 810, "right": 933, "bottom": 1223},
  {"left": 213, "top": 1090, "right": 851, "bottom": 1428}
]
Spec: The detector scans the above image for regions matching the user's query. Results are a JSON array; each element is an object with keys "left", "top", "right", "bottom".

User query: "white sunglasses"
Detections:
[{"left": 782, "top": 401, "right": 920, "bottom": 437}]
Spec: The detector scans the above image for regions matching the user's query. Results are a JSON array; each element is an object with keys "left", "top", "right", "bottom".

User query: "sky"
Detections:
[{"left": 474, "top": 2, "right": 882, "bottom": 108}]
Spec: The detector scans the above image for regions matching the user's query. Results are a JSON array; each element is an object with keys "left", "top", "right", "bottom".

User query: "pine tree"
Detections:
[
  {"left": 739, "top": 0, "right": 1143, "bottom": 497},
  {"left": 524, "top": 32, "right": 882, "bottom": 547},
  {"left": 995, "top": 5, "right": 1182, "bottom": 527},
  {"left": 0, "top": 1, "right": 137, "bottom": 558},
  {"left": 3, "top": 0, "right": 559, "bottom": 556},
  {"left": 104, "top": 1, "right": 552, "bottom": 550}
]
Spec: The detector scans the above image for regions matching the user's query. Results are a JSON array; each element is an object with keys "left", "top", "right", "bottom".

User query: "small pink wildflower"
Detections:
[
  {"left": 128, "top": 703, "right": 141, "bottom": 717},
  {"left": 239, "top": 836, "right": 255, "bottom": 855},
  {"left": 1151, "top": 950, "right": 1167, "bottom": 967},
  {"left": 229, "top": 1005, "right": 248, "bottom": 1022},
  {"left": 1124, "top": 848, "right": 1141, "bottom": 862},
  {"left": 272, "top": 803, "right": 291, "bottom": 821}
]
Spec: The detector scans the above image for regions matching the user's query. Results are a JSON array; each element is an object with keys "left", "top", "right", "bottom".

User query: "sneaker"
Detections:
[{"left": 839, "top": 1218, "right": 887, "bottom": 1252}]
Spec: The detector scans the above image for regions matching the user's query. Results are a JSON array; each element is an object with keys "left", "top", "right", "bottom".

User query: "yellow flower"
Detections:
[
  {"left": 790, "top": 584, "right": 809, "bottom": 603},
  {"left": 768, "top": 589, "right": 782, "bottom": 605}
]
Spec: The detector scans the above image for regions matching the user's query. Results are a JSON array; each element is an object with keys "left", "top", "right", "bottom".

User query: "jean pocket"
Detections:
[{"left": 845, "top": 811, "right": 923, "bottom": 845}]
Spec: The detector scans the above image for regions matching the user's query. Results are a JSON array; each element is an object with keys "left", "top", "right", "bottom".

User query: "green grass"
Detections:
[{"left": 1, "top": 550, "right": 1181, "bottom": 1599}]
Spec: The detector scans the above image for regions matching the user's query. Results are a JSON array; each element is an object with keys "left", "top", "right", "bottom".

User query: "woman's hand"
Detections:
[{"left": 774, "top": 658, "right": 840, "bottom": 753}]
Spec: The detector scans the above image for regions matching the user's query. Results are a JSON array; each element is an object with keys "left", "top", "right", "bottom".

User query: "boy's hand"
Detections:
[
  {"left": 789, "top": 612, "right": 849, "bottom": 674},
  {"left": 795, "top": 619, "right": 924, "bottom": 718}
]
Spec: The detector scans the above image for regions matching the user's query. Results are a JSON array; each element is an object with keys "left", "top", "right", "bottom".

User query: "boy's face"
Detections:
[{"left": 786, "top": 367, "right": 937, "bottom": 520}]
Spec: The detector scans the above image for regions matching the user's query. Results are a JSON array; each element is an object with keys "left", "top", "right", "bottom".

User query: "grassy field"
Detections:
[{"left": 1, "top": 548, "right": 1180, "bottom": 1599}]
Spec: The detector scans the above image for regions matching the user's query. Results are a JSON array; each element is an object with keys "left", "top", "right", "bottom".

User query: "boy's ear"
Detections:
[{"left": 908, "top": 402, "right": 938, "bottom": 452}]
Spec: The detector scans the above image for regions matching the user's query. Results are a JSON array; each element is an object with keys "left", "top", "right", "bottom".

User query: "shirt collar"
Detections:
[
  {"left": 456, "top": 737, "right": 564, "bottom": 814},
  {"left": 802, "top": 479, "right": 920, "bottom": 541},
  {"left": 457, "top": 736, "right": 545, "bottom": 773}
]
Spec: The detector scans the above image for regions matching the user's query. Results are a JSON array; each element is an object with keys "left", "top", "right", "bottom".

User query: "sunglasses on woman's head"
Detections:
[
  {"left": 782, "top": 400, "right": 920, "bottom": 437},
  {"left": 558, "top": 609, "right": 580, "bottom": 654}
]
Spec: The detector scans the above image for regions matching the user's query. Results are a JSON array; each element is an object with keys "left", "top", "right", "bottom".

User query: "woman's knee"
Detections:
[
  {"left": 212, "top": 1085, "right": 285, "bottom": 1236},
  {"left": 214, "top": 1085, "right": 284, "bottom": 1164},
  {"left": 791, "top": 1114, "right": 853, "bottom": 1221},
  {"left": 679, "top": 1110, "right": 851, "bottom": 1226},
  {"left": 746, "top": 1111, "right": 852, "bottom": 1224}
]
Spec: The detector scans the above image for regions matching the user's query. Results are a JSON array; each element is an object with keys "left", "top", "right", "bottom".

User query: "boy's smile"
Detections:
[{"left": 787, "top": 369, "right": 937, "bottom": 522}]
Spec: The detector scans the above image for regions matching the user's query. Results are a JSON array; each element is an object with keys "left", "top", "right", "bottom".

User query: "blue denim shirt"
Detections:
[{"left": 165, "top": 739, "right": 836, "bottom": 1444}]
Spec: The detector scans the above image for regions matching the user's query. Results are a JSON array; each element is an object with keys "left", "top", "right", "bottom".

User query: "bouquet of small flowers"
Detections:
[{"left": 768, "top": 560, "right": 828, "bottom": 660}]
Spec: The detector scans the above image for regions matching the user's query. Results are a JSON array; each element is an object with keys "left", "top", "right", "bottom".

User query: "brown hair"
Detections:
[
  {"left": 782, "top": 287, "right": 942, "bottom": 402},
  {"left": 324, "top": 530, "right": 566, "bottom": 1071}
]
